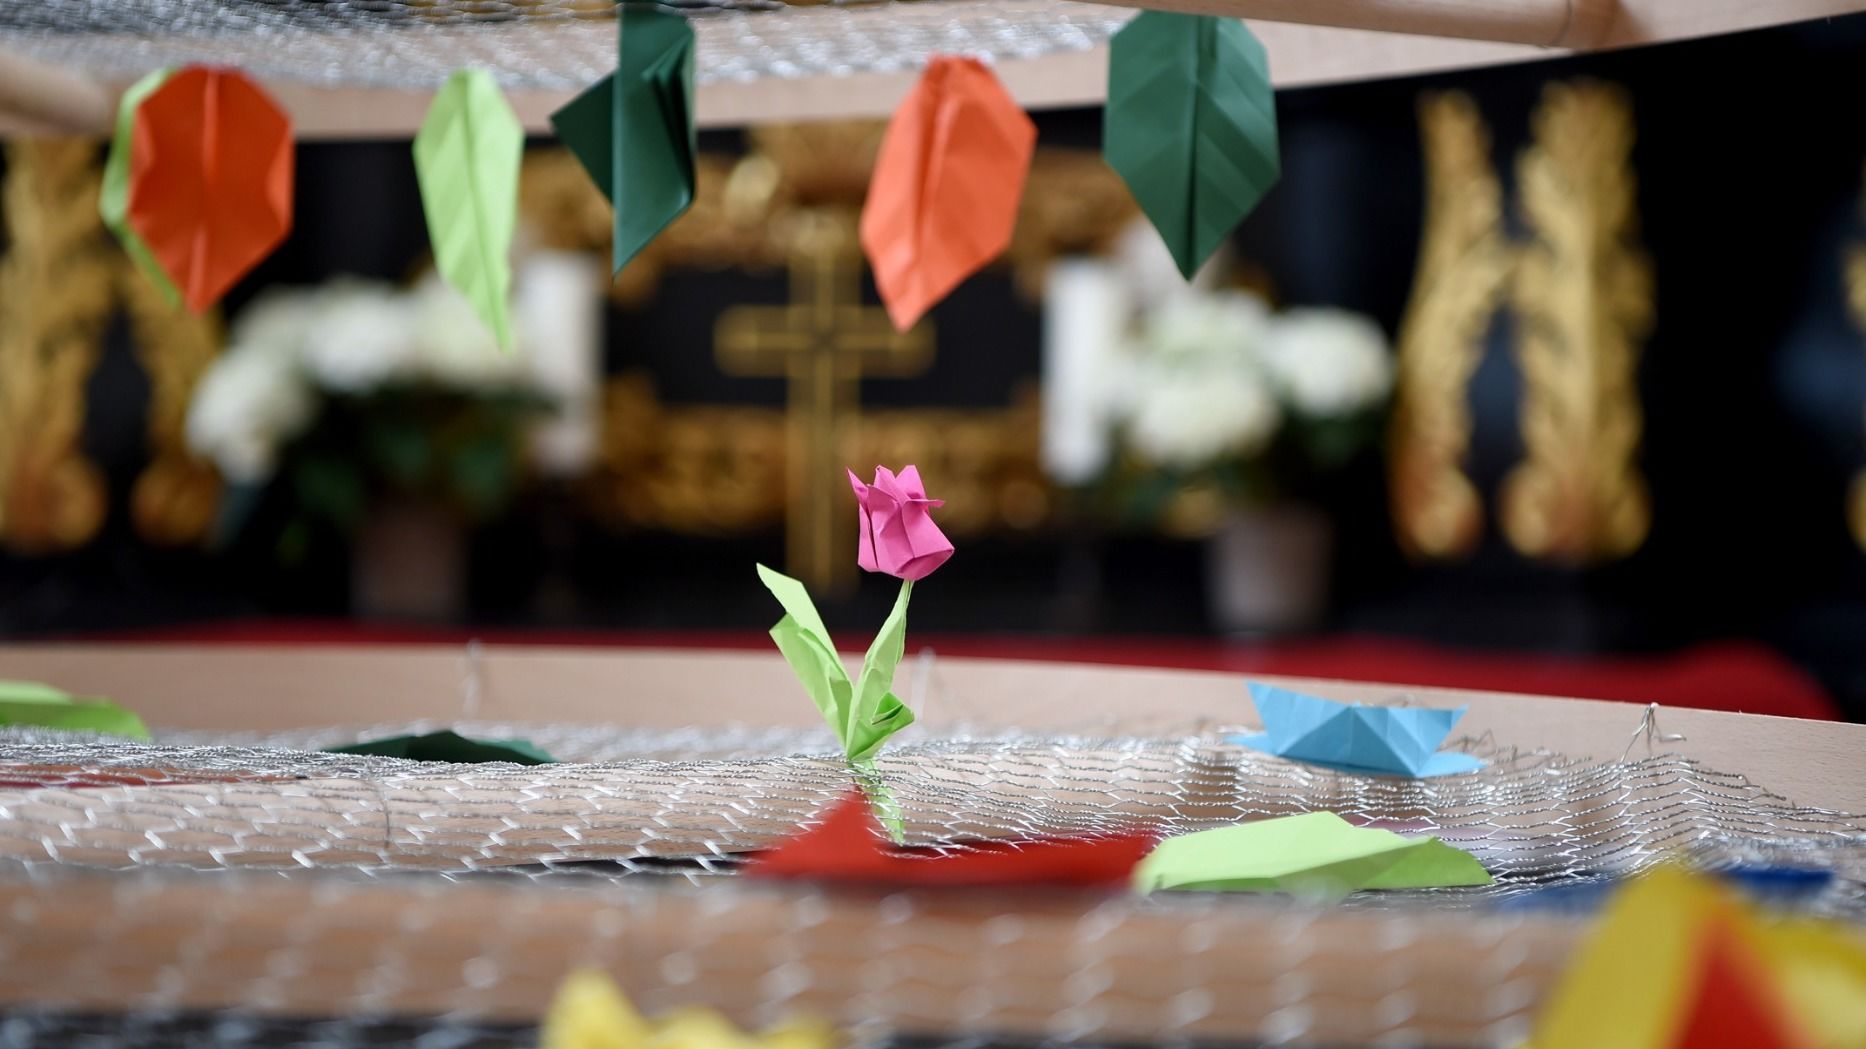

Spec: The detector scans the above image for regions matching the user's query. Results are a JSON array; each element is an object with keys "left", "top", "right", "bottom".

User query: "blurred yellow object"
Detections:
[
  {"left": 1526, "top": 866, "right": 1866, "bottom": 1049},
  {"left": 541, "top": 969, "right": 838, "bottom": 1049}
]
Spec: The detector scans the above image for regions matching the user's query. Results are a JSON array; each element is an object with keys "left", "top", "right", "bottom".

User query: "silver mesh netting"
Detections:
[
  {"left": 1, "top": 719, "right": 1863, "bottom": 1047},
  {"left": 0, "top": 1, "right": 1132, "bottom": 89}
]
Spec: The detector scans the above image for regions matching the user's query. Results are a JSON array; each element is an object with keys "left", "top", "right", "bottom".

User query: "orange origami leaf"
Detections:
[
  {"left": 859, "top": 56, "right": 1035, "bottom": 332},
  {"left": 127, "top": 66, "right": 294, "bottom": 314}
]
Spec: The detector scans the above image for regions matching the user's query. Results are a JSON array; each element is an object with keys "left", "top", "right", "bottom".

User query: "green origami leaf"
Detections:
[
  {"left": 848, "top": 578, "right": 915, "bottom": 764},
  {"left": 326, "top": 730, "right": 556, "bottom": 765},
  {"left": 100, "top": 67, "right": 182, "bottom": 306},
  {"left": 0, "top": 680, "right": 150, "bottom": 740},
  {"left": 756, "top": 565, "right": 917, "bottom": 765},
  {"left": 757, "top": 565, "right": 917, "bottom": 842},
  {"left": 759, "top": 562, "right": 853, "bottom": 737},
  {"left": 1133, "top": 811, "right": 1491, "bottom": 902},
  {"left": 1104, "top": 11, "right": 1280, "bottom": 279},
  {"left": 415, "top": 69, "right": 524, "bottom": 349},
  {"left": 550, "top": 5, "right": 696, "bottom": 274}
]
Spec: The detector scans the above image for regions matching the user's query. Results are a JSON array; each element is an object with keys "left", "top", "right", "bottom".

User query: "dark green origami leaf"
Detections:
[
  {"left": 550, "top": 5, "right": 696, "bottom": 274},
  {"left": 1104, "top": 11, "right": 1280, "bottom": 279},
  {"left": 326, "top": 730, "right": 557, "bottom": 765}
]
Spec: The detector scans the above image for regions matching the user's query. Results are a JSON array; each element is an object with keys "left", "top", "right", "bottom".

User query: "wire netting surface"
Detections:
[
  {"left": 2, "top": 722, "right": 1863, "bottom": 903},
  {"left": 1, "top": 720, "right": 1863, "bottom": 1048},
  {"left": 2, "top": 0, "right": 1131, "bottom": 89}
]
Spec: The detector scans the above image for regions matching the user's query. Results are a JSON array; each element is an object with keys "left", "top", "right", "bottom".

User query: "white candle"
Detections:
[
  {"left": 516, "top": 250, "right": 603, "bottom": 477},
  {"left": 1041, "top": 257, "right": 1128, "bottom": 486}
]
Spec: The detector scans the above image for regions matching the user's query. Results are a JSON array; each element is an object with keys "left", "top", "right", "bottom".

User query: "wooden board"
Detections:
[
  {"left": 3, "top": 1, "right": 1864, "bottom": 137},
  {"left": 1, "top": 642, "right": 1860, "bottom": 814}
]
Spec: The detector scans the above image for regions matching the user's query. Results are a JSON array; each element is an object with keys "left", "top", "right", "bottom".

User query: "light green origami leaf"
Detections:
[
  {"left": 1134, "top": 811, "right": 1491, "bottom": 902},
  {"left": 100, "top": 67, "right": 182, "bottom": 306},
  {"left": 0, "top": 680, "right": 150, "bottom": 740},
  {"left": 415, "top": 69, "right": 524, "bottom": 349},
  {"left": 1104, "top": 11, "right": 1280, "bottom": 279},
  {"left": 0, "top": 680, "right": 75, "bottom": 704},
  {"left": 848, "top": 577, "right": 915, "bottom": 763},
  {"left": 757, "top": 564, "right": 918, "bottom": 840}
]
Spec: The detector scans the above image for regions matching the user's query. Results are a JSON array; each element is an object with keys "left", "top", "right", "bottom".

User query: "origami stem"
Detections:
[{"left": 853, "top": 759, "right": 905, "bottom": 845}]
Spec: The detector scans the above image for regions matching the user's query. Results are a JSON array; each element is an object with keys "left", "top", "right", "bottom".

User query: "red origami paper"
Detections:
[
  {"left": 859, "top": 56, "right": 1036, "bottom": 332},
  {"left": 742, "top": 789, "right": 1155, "bottom": 888},
  {"left": 1669, "top": 917, "right": 1812, "bottom": 1049},
  {"left": 127, "top": 66, "right": 294, "bottom": 313}
]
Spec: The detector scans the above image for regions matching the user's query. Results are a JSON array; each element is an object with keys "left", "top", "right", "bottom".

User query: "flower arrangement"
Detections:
[
  {"left": 1096, "top": 287, "right": 1394, "bottom": 530},
  {"left": 186, "top": 275, "right": 551, "bottom": 560}
]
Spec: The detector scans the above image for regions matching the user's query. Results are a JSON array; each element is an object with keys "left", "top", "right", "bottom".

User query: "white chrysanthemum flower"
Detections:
[
  {"left": 225, "top": 287, "right": 320, "bottom": 363},
  {"left": 185, "top": 346, "right": 316, "bottom": 483},
  {"left": 1258, "top": 308, "right": 1395, "bottom": 417},
  {"left": 1135, "top": 287, "right": 1272, "bottom": 364},
  {"left": 1125, "top": 364, "right": 1282, "bottom": 470},
  {"left": 409, "top": 274, "right": 529, "bottom": 390},
  {"left": 299, "top": 279, "right": 419, "bottom": 393},
  {"left": 1112, "top": 216, "right": 1232, "bottom": 311}
]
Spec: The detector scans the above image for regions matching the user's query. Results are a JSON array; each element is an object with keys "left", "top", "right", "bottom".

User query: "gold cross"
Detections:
[{"left": 715, "top": 210, "right": 932, "bottom": 592}]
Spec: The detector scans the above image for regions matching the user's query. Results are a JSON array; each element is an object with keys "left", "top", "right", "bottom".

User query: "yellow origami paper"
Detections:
[
  {"left": 1526, "top": 866, "right": 1866, "bottom": 1049},
  {"left": 542, "top": 969, "right": 838, "bottom": 1049}
]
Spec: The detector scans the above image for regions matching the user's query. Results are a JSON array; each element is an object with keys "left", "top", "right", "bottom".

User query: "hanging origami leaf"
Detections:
[
  {"left": 100, "top": 67, "right": 181, "bottom": 306},
  {"left": 1104, "top": 11, "right": 1279, "bottom": 279},
  {"left": 414, "top": 69, "right": 523, "bottom": 348},
  {"left": 550, "top": 6, "right": 695, "bottom": 275},
  {"left": 860, "top": 56, "right": 1036, "bottom": 332},
  {"left": 126, "top": 66, "right": 294, "bottom": 313}
]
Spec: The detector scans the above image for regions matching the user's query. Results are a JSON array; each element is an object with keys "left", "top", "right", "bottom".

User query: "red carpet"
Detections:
[{"left": 74, "top": 621, "right": 1840, "bottom": 721}]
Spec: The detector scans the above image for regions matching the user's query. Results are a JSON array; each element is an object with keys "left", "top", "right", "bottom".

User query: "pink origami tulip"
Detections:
[{"left": 848, "top": 465, "right": 954, "bottom": 581}]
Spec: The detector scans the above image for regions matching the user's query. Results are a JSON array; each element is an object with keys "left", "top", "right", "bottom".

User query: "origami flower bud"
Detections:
[{"left": 848, "top": 465, "right": 953, "bottom": 581}]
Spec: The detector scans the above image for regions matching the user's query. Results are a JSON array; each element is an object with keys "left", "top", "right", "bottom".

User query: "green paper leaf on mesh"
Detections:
[
  {"left": 0, "top": 680, "right": 151, "bottom": 740},
  {"left": 414, "top": 69, "right": 524, "bottom": 349},
  {"left": 549, "top": 5, "right": 696, "bottom": 274},
  {"left": 1133, "top": 811, "right": 1491, "bottom": 902},
  {"left": 757, "top": 564, "right": 918, "bottom": 765},
  {"left": 326, "top": 730, "right": 556, "bottom": 765},
  {"left": 100, "top": 66, "right": 182, "bottom": 306},
  {"left": 1104, "top": 11, "right": 1280, "bottom": 279}
]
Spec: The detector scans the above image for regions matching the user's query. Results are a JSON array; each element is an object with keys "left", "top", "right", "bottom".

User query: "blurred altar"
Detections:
[{"left": 3, "top": 12, "right": 1865, "bottom": 721}]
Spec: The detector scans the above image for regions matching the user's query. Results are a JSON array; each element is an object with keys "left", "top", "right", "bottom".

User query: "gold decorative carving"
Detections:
[
  {"left": 1388, "top": 92, "right": 1513, "bottom": 561},
  {"left": 1844, "top": 184, "right": 1866, "bottom": 550},
  {"left": 1504, "top": 80, "right": 1653, "bottom": 562},
  {"left": 0, "top": 139, "right": 114, "bottom": 553},
  {"left": 532, "top": 123, "right": 1114, "bottom": 580},
  {"left": 121, "top": 268, "right": 223, "bottom": 547},
  {"left": 715, "top": 210, "right": 934, "bottom": 592},
  {"left": 519, "top": 125, "right": 1137, "bottom": 304},
  {"left": 595, "top": 374, "right": 1048, "bottom": 536},
  {"left": 0, "top": 138, "right": 225, "bottom": 554}
]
